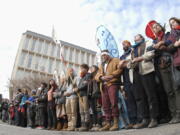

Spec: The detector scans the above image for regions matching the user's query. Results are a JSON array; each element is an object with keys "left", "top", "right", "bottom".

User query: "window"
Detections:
[
  {"left": 31, "top": 72, "right": 39, "bottom": 78},
  {"left": 34, "top": 56, "right": 41, "bottom": 70},
  {"left": 24, "top": 71, "right": 31, "bottom": 78},
  {"left": 31, "top": 38, "right": 36, "bottom": 51},
  {"left": 56, "top": 61, "right": 60, "bottom": 70},
  {"left": 19, "top": 52, "right": 27, "bottom": 66},
  {"left": 40, "top": 57, "right": 47, "bottom": 72},
  {"left": 51, "top": 60, "right": 56, "bottom": 74},
  {"left": 69, "top": 48, "right": 73, "bottom": 62},
  {"left": 23, "top": 37, "right": 30, "bottom": 49},
  {"left": 41, "top": 66, "right": 45, "bottom": 72},
  {"left": 16, "top": 70, "right": 24, "bottom": 79},
  {"left": 27, "top": 54, "right": 33, "bottom": 68},
  {"left": 81, "top": 52, "right": 85, "bottom": 64},
  {"left": 48, "top": 59, "right": 53, "bottom": 73},
  {"left": 75, "top": 50, "right": 79, "bottom": 64},
  {"left": 37, "top": 40, "right": 43, "bottom": 53},
  {"left": 87, "top": 54, "right": 90, "bottom": 65},
  {"left": 62, "top": 47, "right": 67, "bottom": 61},
  {"left": 51, "top": 45, "right": 55, "bottom": 57},
  {"left": 48, "top": 44, "right": 52, "bottom": 56},
  {"left": 57, "top": 45, "right": 60, "bottom": 58},
  {"left": 43, "top": 42, "right": 48, "bottom": 55}
]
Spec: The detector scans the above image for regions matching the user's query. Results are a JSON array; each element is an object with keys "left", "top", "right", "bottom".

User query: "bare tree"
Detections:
[{"left": 7, "top": 75, "right": 52, "bottom": 99}]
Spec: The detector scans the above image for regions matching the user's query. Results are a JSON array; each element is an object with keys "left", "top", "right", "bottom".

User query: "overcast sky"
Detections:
[{"left": 0, "top": 0, "right": 179, "bottom": 99}]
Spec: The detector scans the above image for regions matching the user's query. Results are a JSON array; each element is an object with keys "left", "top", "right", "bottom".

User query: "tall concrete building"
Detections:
[{"left": 10, "top": 30, "right": 97, "bottom": 98}]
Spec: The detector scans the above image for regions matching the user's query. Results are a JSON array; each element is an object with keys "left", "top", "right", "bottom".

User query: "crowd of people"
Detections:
[{"left": 0, "top": 17, "right": 180, "bottom": 132}]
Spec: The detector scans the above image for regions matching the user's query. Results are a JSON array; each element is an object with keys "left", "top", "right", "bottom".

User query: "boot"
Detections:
[
  {"left": 169, "top": 113, "right": 180, "bottom": 124},
  {"left": 94, "top": 124, "right": 101, "bottom": 131},
  {"left": 169, "top": 112, "right": 176, "bottom": 124},
  {"left": 50, "top": 127, "right": 56, "bottom": 130},
  {"left": 61, "top": 122, "right": 68, "bottom": 131},
  {"left": 109, "top": 117, "right": 119, "bottom": 131},
  {"left": 46, "top": 127, "right": 51, "bottom": 130},
  {"left": 159, "top": 116, "right": 171, "bottom": 124},
  {"left": 99, "top": 121, "right": 111, "bottom": 131},
  {"left": 90, "top": 124, "right": 101, "bottom": 131},
  {"left": 169, "top": 116, "right": 176, "bottom": 124},
  {"left": 133, "top": 119, "right": 149, "bottom": 129},
  {"left": 56, "top": 122, "right": 63, "bottom": 131},
  {"left": 125, "top": 124, "right": 134, "bottom": 129},
  {"left": 66, "top": 126, "right": 75, "bottom": 131},
  {"left": 78, "top": 122, "right": 89, "bottom": 132},
  {"left": 148, "top": 119, "right": 158, "bottom": 128}
]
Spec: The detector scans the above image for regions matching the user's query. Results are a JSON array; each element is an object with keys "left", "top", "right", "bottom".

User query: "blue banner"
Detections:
[{"left": 96, "top": 25, "right": 119, "bottom": 58}]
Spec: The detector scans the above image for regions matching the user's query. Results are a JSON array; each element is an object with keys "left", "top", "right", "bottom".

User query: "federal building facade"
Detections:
[{"left": 10, "top": 30, "right": 96, "bottom": 98}]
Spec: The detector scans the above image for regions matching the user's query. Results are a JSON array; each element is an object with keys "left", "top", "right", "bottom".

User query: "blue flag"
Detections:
[{"left": 95, "top": 25, "right": 119, "bottom": 58}]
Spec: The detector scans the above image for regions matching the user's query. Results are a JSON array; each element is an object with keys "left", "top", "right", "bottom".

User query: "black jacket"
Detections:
[
  {"left": 78, "top": 73, "right": 91, "bottom": 97},
  {"left": 37, "top": 89, "right": 48, "bottom": 107}
]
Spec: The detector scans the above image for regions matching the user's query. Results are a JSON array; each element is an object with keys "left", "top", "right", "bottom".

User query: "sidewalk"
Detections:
[{"left": 0, "top": 121, "right": 180, "bottom": 135}]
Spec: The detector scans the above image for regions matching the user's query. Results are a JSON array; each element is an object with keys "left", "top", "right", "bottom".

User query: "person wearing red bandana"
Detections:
[{"left": 145, "top": 20, "right": 176, "bottom": 124}]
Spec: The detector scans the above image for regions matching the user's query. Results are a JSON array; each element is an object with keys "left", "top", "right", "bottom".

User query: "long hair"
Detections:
[
  {"left": 169, "top": 17, "right": 180, "bottom": 29},
  {"left": 154, "top": 23, "right": 166, "bottom": 33},
  {"left": 48, "top": 79, "right": 58, "bottom": 91},
  {"left": 66, "top": 68, "right": 75, "bottom": 86}
]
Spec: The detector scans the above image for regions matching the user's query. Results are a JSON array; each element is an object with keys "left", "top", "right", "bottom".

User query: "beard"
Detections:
[
  {"left": 80, "top": 71, "right": 86, "bottom": 77},
  {"left": 123, "top": 46, "right": 130, "bottom": 52}
]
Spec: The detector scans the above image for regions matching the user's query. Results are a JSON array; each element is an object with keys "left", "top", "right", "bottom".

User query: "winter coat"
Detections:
[
  {"left": 78, "top": 73, "right": 91, "bottom": 97},
  {"left": 95, "top": 58, "right": 122, "bottom": 86}
]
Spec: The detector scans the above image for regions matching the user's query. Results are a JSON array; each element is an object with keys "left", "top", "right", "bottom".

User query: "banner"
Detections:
[{"left": 95, "top": 25, "right": 119, "bottom": 58}]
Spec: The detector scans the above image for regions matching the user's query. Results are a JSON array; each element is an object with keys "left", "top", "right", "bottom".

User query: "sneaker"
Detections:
[
  {"left": 26, "top": 126, "right": 32, "bottom": 129},
  {"left": 36, "top": 126, "right": 45, "bottom": 130},
  {"left": 169, "top": 114, "right": 180, "bottom": 124},
  {"left": 133, "top": 119, "right": 149, "bottom": 129},
  {"left": 66, "top": 127, "right": 75, "bottom": 131},
  {"left": 91, "top": 125, "right": 101, "bottom": 131},
  {"left": 148, "top": 119, "right": 158, "bottom": 128}
]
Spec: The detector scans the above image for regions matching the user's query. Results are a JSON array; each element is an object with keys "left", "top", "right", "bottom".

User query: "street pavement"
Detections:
[{"left": 0, "top": 121, "right": 180, "bottom": 135}]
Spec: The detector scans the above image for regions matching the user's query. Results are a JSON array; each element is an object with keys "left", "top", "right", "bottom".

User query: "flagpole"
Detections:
[
  {"left": 51, "top": 27, "right": 83, "bottom": 104},
  {"left": 52, "top": 25, "right": 62, "bottom": 86}
]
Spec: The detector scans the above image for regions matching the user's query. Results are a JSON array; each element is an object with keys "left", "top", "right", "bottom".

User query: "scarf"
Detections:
[
  {"left": 171, "top": 27, "right": 180, "bottom": 42},
  {"left": 132, "top": 39, "right": 145, "bottom": 48},
  {"left": 175, "top": 25, "right": 180, "bottom": 30},
  {"left": 120, "top": 48, "right": 131, "bottom": 60},
  {"left": 156, "top": 31, "right": 164, "bottom": 41}
]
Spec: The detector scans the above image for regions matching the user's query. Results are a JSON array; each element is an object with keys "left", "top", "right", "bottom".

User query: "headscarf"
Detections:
[{"left": 145, "top": 20, "right": 165, "bottom": 41}]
